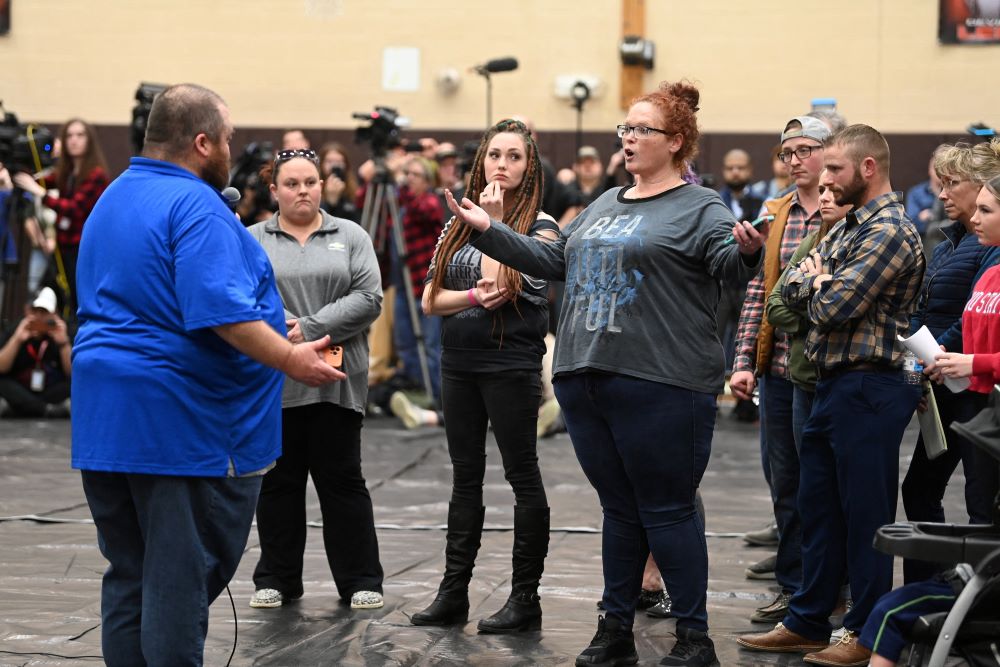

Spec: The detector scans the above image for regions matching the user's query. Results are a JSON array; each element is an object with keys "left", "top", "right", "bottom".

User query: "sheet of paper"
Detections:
[
  {"left": 918, "top": 386, "right": 948, "bottom": 460},
  {"left": 897, "top": 326, "right": 970, "bottom": 393}
]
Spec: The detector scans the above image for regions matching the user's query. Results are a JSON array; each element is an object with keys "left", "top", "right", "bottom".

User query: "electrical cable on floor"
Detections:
[
  {"left": 225, "top": 584, "right": 237, "bottom": 667},
  {"left": 0, "top": 649, "right": 103, "bottom": 660}
]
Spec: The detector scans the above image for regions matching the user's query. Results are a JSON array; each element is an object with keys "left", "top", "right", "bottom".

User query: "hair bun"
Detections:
[{"left": 662, "top": 80, "right": 700, "bottom": 113}]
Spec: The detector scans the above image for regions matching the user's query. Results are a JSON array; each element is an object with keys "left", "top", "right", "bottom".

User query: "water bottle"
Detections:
[{"left": 902, "top": 351, "right": 923, "bottom": 385}]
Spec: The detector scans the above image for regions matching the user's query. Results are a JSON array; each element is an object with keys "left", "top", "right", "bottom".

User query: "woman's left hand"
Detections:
[
  {"left": 731, "top": 218, "right": 769, "bottom": 256},
  {"left": 444, "top": 189, "right": 491, "bottom": 232},
  {"left": 286, "top": 319, "right": 304, "bottom": 344},
  {"left": 12, "top": 172, "right": 46, "bottom": 197},
  {"left": 924, "top": 352, "right": 974, "bottom": 383},
  {"left": 478, "top": 181, "right": 504, "bottom": 221}
]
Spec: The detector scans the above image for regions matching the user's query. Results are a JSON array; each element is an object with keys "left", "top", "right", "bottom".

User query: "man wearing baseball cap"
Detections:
[
  {"left": 0, "top": 286, "right": 72, "bottom": 417},
  {"left": 730, "top": 116, "right": 830, "bottom": 625}
]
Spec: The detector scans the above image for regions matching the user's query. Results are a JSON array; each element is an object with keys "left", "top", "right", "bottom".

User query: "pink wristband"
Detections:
[{"left": 467, "top": 288, "right": 478, "bottom": 306}]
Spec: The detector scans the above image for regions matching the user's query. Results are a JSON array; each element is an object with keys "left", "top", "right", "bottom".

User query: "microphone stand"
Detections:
[{"left": 475, "top": 66, "right": 493, "bottom": 128}]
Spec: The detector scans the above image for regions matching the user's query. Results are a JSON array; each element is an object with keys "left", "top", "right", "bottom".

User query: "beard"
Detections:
[
  {"left": 726, "top": 178, "right": 749, "bottom": 191},
  {"left": 833, "top": 169, "right": 866, "bottom": 209},
  {"left": 201, "top": 146, "right": 231, "bottom": 191}
]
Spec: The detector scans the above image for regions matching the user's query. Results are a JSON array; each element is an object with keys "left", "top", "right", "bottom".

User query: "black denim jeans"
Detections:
[{"left": 441, "top": 368, "right": 547, "bottom": 509}]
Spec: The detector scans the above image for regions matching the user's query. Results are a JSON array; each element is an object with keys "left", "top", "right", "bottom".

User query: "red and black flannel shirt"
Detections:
[
  {"left": 397, "top": 186, "right": 444, "bottom": 299},
  {"left": 44, "top": 167, "right": 110, "bottom": 248}
]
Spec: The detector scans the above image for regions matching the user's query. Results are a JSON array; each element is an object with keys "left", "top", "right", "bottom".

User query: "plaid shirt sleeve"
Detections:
[
  {"left": 732, "top": 269, "right": 765, "bottom": 373},
  {"left": 44, "top": 167, "right": 109, "bottom": 247},
  {"left": 808, "top": 219, "right": 914, "bottom": 334}
]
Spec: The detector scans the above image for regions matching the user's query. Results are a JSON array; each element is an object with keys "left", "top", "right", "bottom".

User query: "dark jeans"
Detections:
[
  {"left": 441, "top": 368, "right": 547, "bottom": 508},
  {"left": 760, "top": 374, "right": 803, "bottom": 593},
  {"left": 0, "top": 376, "right": 70, "bottom": 416},
  {"left": 555, "top": 373, "right": 714, "bottom": 632},
  {"left": 253, "top": 402, "right": 383, "bottom": 600},
  {"left": 902, "top": 387, "right": 998, "bottom": 582},
  {"left": 395, "top": 288, "right": 442, "bottom": 402},
  {"left": 81, "top": 470, "right": 261, "bottom": 667},
  {"left": 785, "top": 369, "right": 922, "bottom": 639}
]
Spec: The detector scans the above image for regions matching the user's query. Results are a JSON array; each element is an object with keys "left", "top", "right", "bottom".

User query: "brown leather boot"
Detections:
[
  {"left": 803, "top": 630, "right": 871, "bottom": 666},
  {"left": 736, "top": 622, "right": 829, "bottom": 653}
]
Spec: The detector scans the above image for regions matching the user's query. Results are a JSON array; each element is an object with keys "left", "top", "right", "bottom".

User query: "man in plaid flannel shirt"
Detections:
[
  {"left": 730, "top": 117, "right": 830, "bottom": 624},
  {"left": 739, "top": 125, "right": 924, "bottom": 667}
]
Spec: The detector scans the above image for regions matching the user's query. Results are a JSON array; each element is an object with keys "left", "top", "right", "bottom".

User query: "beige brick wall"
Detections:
[{"left": 2, "top": 0, "right": 997, "bottom": 133}]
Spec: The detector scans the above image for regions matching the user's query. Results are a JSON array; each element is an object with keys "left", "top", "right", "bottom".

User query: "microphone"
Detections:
[
  {"left": 221, "top": 186, "right": 241, "bottom": 211},
  {"left": 472, "top": 57, "right": 519, "bottom": 75}
]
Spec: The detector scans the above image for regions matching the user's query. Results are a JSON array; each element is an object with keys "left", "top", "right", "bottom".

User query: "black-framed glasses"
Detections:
[
  {"left": 616, "top": 124, "right": 671, "bottom": 139},
  {"left": 274, "top": 148, "right": 319, "bottom": 164},
  {"left": 778, "top": 145, "right": 823, "bottom": 163}
]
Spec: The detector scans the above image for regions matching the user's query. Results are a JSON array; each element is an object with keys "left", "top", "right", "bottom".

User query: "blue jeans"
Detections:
[
  {"left": 784, "top": 369, "right": 921, "bottom": 639},
  {"left": 81, "top": 471, "right": 262, "bottom": 667},
  {"left": 394, "top": 288, "right": 441, "bottom": 402},
  {"left": 555, "top": 373, "right": 715, "bottom": 632},
  {"left": 760, "top": 374, "right": 802, "bottom": 593}
]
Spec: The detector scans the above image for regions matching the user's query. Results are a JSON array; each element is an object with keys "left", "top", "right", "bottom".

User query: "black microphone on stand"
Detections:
[
  {"left": 471, "top": 57, "right": 519, "bottom": 75},
  {"left": 471, "top": 57, "right": 520, "bottom": 128}
]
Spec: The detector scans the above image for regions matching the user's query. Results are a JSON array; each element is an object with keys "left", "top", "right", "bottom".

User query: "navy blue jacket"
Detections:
[{"left": 910, "top": 221, "right": 1000, "bottom": 351}]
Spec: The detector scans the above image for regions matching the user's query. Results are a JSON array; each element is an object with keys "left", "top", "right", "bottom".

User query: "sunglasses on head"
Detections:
[{"left": 274, "top": 148, "right": 318, "bottom": 164}]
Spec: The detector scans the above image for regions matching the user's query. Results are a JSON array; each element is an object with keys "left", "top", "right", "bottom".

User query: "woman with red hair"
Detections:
[{"left": 445, "top": 81, "right": 766, "bottom": 666}]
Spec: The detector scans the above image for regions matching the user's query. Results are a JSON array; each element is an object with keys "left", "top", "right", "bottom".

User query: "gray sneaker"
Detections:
[
  {"left": 750, "top": 591, "right": 792, "bottom": 623},
  {"left": 744, "top": 554, "right": 777, "bottom": 580},
  {"left": 743, "top": 522, "right": 779, "bottom": 547}
]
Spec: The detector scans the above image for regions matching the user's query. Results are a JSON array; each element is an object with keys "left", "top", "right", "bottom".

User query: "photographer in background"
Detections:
[
  {"left": 318, "top": 142, "right": 360, "bottom": 223},
  {"left": 0, "top": 287, "right": 71, "bottom": 418}
]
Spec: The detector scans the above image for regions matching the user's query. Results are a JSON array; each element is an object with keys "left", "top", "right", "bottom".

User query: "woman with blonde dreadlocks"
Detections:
[{"left": 410, "top": 119, "right": 558, "bottom": 633}]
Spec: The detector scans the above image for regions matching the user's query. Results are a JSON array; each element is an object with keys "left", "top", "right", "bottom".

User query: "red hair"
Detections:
[{"left": 631, "top": 80, "right": 701, "bottom": 168}]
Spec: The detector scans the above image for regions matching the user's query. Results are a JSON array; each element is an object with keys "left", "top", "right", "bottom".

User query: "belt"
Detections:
[{"left": 816, "top": 361, "right": 895, "bottom": 380}]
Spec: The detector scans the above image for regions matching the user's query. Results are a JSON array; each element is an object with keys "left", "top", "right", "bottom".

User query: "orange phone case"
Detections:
[{"left": 324, "top": 345, "right": 343, "bottom": 368}]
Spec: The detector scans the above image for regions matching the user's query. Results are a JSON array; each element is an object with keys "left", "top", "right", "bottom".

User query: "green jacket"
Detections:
[{"left": 765, "top": 231, "right": 821, "bottom": 390}]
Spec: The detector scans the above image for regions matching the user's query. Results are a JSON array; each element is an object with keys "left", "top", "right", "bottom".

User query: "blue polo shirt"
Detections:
[{"left": 71, "top": 158, "right": 285, "bottom": 477}]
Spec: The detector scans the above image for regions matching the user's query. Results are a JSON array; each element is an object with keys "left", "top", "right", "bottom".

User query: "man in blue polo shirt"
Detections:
[{"left": 71, "top": 83, "right": 344, "bottom": 667}]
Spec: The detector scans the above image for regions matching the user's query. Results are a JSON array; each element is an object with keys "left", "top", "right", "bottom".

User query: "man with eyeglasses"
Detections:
[
  {"left": 70, "top": 84, "right": 344, "bottom": 665},
  {"left": 739, "top": 124, "right": 924, "bottom": 666},
  {"left": 729, "top": 116, "right": 830, "bottom": 626}
]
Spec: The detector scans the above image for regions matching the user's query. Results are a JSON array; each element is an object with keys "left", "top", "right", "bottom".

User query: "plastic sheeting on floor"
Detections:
[{"left": 0, "top": 411, "right": 943, "bottom": 666}]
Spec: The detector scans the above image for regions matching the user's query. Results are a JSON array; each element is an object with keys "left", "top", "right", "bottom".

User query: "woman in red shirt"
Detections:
[
  {"left": 929, "top": 175, "right": 1000, "bottom": 508},
  {"left": 14, "top": 119, "right": 110, "bottom": 316}
]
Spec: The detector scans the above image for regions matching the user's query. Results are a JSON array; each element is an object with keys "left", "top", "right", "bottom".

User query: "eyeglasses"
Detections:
[
  {"left": 940, "top": 177, "right": 969, "bottom": 191},
  {"left": 616, "top": 124, "right": 671, "bottom": 139},
  {"left": 778, "top": 145, "right": 823, "bottom": 163},
  {"left": 274, "top": 148, "right": 318, "bottom": 164}
]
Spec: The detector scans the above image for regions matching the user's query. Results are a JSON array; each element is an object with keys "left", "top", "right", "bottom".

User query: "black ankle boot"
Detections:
[
  {"left": 476, "top": 591, "right": 542, "bottom": 633},
  {"left": 575, "top": 615, "right": 638, "bottom": 666},
  {"left": 410, "top": 503, "right": 484, "bottom": 627},
  {"left": 411, "top": 594, "right": 469, "bottom": 626}
]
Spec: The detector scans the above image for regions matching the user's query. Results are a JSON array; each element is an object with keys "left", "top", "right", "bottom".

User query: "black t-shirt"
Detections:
[
  {"left": 438, "top": 217, "right": 559, "bottom": 372},
  {"left": 0, "top": 329, "right": 66, "bottom": 388}
]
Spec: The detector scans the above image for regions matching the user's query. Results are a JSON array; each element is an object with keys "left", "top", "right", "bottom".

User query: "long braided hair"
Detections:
[{"left": 427, "top": 119, "right": 543, "bottom": 305}]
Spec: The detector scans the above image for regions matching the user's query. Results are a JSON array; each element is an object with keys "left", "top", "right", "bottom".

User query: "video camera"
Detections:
[
  {"left": 229, "top": 141, "right": 274, "bottom": 194},
  {"left": 131, "top": 82, "right": 167, "bottom": 154},
  {"left": 0, "top": 103, "right": 55, "bottom": 175},
  {"left": 353, "top": 106, "right": 405, "bottom": 158}
]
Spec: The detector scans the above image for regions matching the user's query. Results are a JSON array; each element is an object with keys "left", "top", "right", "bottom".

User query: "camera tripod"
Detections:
[{"left": 359, "top": 159, "right": 436, "bottom": 404}]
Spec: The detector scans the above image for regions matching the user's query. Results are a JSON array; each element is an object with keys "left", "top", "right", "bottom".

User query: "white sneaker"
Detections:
[
  {"left": 389, "top": 392, "right": 423, "bottom": 430},
  {"left": 350, "top": 590, "right": 384, "bottom": 609},
  {"left": 830, "top": 626, "right": 847, "bottom": 643},
  {"left": 249, "top": 588, "right": 283, "bottom": 608}
]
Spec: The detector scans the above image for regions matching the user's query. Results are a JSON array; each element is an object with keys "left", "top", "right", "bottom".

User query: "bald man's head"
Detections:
[{"left": 722, "top": 148, "right": 753, "bottom": 190}]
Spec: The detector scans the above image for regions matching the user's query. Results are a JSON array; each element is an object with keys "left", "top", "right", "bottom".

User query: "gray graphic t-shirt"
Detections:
[{"left": 472, "top": 184, "right": 762, "bottom": 393}]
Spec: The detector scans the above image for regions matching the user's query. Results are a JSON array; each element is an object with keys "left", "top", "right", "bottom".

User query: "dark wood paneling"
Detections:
[{"left": 88, "top": 124, "right": 974, "bottom": 197}]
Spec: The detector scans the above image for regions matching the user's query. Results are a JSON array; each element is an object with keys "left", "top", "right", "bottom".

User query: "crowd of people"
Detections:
[{"left": 1, "top": 78, "right": 998, "bottom": 667}]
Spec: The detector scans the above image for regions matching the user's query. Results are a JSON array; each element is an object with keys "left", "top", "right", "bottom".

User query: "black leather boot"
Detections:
[
  {"left": 411, "top": 503, "right": 485, "bottom": 626},
  {"left": 477, "top": 506, "right": 549, "bottom": 633}
]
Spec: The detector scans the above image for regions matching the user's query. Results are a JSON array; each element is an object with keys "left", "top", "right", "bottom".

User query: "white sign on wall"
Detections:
[{"left": 382, "top": 47, "right": 420, "bottom": 92}]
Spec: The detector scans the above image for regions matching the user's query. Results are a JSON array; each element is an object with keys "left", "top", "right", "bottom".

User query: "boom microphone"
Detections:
[{"left": 472, "top": 57, "right": 519, "bottom": 75}]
